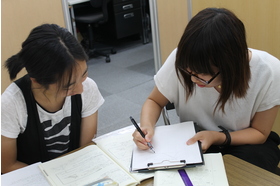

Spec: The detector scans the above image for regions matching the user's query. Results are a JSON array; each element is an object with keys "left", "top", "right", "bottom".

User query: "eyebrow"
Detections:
[
  {"left": 82, "top": 67, "right": 88, "bottom": 77},
  {"left": 64, "top": 67, "right": 88, "bottom": 88}
]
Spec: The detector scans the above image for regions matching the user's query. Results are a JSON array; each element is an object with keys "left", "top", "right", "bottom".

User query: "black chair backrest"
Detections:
[
  {"left": 90, "top": 0, "right": 109, "bottom": 22},
  {"left": 90, "top": 0, "right": 102, "bottom": 7}
]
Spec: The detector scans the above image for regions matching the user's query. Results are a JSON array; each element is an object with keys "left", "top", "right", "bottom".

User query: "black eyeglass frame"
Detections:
[{"left": 181, "top": 69, "right": 220, "bottom": 85}]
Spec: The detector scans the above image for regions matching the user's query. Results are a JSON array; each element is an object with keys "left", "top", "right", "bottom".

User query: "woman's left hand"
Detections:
[{"left": 186, "top": 131, "right": 225, "bottom": 153}]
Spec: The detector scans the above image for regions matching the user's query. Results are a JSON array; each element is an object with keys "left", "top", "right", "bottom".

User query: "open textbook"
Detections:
[
  {"left": 131, "top": 121, "right": 204, "bottom": 172},
  {"left": 39, "top": 126, "right": 154, "bottom": 186},
  {"left": 154, "top": 153, "right": 229, "bottom": 186}
]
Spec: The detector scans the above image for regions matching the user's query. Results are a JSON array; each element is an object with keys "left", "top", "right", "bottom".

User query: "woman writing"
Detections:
[
  {"left": 133, "top": 8, "right": 280, "bottom": 173},
  {"left": 1, "top": 24, "right": 104, "bottom": 173}
]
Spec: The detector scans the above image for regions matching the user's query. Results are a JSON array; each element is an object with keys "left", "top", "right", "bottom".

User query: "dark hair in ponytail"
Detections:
[
  {"left": 5, "top": 24, "right": 88, "bottom": 90},
  {"left": 5, "top": 54, "right": 24, "bottom": 80}
]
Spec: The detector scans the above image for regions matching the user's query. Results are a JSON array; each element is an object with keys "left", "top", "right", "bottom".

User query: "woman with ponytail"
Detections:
[{"left": 1, "top": 24, "right": 104, "bottom": 173}]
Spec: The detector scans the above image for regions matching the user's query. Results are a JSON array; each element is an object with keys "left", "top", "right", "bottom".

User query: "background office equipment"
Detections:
[
  {"left": 68, "top": 0, "right": 150, "bottom": 43},
  {"left": 74, "top": 0, "right": 116, "bottom": 62}
]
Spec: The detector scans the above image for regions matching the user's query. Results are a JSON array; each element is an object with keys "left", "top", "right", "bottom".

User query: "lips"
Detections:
[{"left": 196, "top": 84, "right": 206, "bottom": 88}]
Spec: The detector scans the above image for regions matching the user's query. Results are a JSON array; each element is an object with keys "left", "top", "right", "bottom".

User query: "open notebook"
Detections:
[
  {"left": 39, "top": 126, "right": 153, "bottom": 186},
  {"left": 154, "top": 153, "right": 229, "bottom": 186},
  {"left": 131, "top": 121, "right": 204, "bottom": 172}
]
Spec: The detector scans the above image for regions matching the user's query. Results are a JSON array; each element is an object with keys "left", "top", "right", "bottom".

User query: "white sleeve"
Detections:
[
  {"left": 154, "top": 48, "right": 179, "bottom": 103},
  {"left": 81, "top": 77, "right": 104, "bottom": 118},
  {"left": 1, "top": 83, "right": 28, "bottom": 138},
  {"left": 256, "top": 52, "right": 280, "bottom": 111}
]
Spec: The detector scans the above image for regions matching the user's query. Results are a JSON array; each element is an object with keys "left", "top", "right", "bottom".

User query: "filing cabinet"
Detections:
[{"left": 109, "top": 0, "right": 143, "bottom": 39}]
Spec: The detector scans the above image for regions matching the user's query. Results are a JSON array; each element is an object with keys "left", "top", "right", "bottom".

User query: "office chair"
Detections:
[
  {"left": 74, "top": 0, "right": 116, "bottom": 62},
  {"left": 162, "top": 102, "right": 175, "bottom": 125}
]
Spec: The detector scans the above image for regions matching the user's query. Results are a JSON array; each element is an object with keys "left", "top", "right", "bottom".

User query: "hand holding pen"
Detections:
[{"left": 130, "top": 116, "right": 155, "bottom": 153}]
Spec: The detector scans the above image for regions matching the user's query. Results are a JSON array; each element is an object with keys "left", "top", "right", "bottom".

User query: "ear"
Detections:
[{"left": 29, "top": 77, "right": 38, "bottom": 84}]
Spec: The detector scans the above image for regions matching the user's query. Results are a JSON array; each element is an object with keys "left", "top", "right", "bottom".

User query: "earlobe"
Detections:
[{"left": 30, "top": 77, "right": 37, "bottom": 83}]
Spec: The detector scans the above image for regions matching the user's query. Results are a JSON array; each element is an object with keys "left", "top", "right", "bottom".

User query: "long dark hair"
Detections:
[
  {"left": 175, "top": 8, "right": 250, "bottom": 112},
  {"left": 5, "top": 24, "right": 88, "bottom": 91}
]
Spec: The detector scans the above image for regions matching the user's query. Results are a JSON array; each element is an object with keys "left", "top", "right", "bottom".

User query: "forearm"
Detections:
[
  {"left": 2, "top": 161, "right": 28, "bottom": 174},
  {"left": 226, "top": 107, "right": 278, "bottom": 145},
  {"left": 229, "top": 127, "right": 268, "bottom": 145},
  {"left": 190, "top": 127, "right": 269, "bottom": 152},
  {"left": 1, "top": 136, "right": 28, "bottom": 174}
]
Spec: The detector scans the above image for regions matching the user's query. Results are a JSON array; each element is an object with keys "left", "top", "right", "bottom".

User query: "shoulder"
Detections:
[
  {"left": 81, "top": 77, "right": 102, "bottom": 101},
  {"left": 250, "top": 49, "right": 280, "bottom": 71},
  {"left": 249, "top": 48, "right": 280, "bottom": 110},
  {"left": 81, "top": 77, "right": 100, "bottom": 96},
  {"left": 250, "top": 48, "right": 280, "bottom": 81},
  {"left": 80, "top": 77, "right": 104, "bottom": 117},
  {"left": 156, "top": 48, "right": 177, "bottom": 76},
  {"left": 161, "top": 48, "right": 177, "bottom": 68},
  {"left": 155, "top": 48, "right": 180, "bottom": 102},
  {"left": 2, "top": 82, "right": 25, "bottom": 106},
  {"left": 1, "top": 83, "right": 27, "bottom": 138},
  {"left": 83, "top": 77, "right": 98, "bottom": 89}
]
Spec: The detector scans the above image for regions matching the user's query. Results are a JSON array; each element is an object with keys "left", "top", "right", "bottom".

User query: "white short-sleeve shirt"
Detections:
[
  {"left": 1, "top": 77, "right": 104, "bottom": 138},
  {"left": 155, "top": 48, "right": 280, "bottom": 131}
]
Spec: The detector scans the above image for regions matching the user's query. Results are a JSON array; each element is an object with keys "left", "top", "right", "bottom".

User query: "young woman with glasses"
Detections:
[
  {"left": 1, "top": 24, "right": 104, "bottom": 173},
  {"left": 133, "top": 8, "right": 280, "bottom": 173}
]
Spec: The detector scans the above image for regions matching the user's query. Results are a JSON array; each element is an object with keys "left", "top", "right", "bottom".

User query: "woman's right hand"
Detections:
[
  {"left": 132, "top": 125, "right": 155, "bottom": 150},
  {"left": 132, "top": 86, "right": 169, "bottom": 150}
]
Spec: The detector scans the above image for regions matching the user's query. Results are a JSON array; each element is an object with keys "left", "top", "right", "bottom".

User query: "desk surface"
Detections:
[
  {"left": 223, "top": 154, "right": 280, "bottom": 186},
  {"left": 138, "top": 154, "right": 280, "bottom": 186}
]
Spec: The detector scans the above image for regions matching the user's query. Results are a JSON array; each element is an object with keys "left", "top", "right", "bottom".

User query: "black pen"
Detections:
[{"left": 130, "top": 116, "right": 155, "bottom": 153}]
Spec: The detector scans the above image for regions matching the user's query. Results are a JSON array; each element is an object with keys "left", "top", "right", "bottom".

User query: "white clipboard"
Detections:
[{"left": 130, "top": 122, "right": 204, "bottom": 172}]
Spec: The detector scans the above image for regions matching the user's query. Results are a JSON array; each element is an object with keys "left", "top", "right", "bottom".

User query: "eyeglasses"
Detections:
[{"left": 181, "top": 68, "right": 220, "bottom": 85}]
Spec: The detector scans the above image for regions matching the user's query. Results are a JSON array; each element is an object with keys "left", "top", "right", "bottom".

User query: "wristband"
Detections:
[{"left": 218, "top": 126, "right": 231, "bottom": 146}]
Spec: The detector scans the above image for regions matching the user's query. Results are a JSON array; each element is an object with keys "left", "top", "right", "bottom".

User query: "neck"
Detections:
[
  {"left": 31, "top": 83, "right": 65, "bottom": 112},
  {"left": 214, "top": 85, "right": 222, "bottom": 93},
  {"left": 248, "top": 49, "right": 252, "bottom": 61}
]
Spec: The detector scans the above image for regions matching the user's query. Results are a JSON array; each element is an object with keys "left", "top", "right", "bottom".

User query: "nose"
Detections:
[
  {"left": 190, "top": 76, "right": 199, "bottom": 83},
  {"left": 190, "top": 76, "right": 205, "bottom": 86},
  {"left": 69, "top": 83, "right": 84, "bottom": 96}
]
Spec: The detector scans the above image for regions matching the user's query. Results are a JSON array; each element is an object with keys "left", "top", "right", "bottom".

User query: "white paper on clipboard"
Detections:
[{"left": 131, "top": 121, "right": 204, "bottom": 172}]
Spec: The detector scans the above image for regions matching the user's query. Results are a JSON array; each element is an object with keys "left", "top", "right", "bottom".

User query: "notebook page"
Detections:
[
  {"left": 1, "top": 162, "right": 50, "bottom": 186},
  {"left": 154, "top": 153, "right": 229, "bottom": 186},
  {"left": 132, "top": 122, "right": 202, "bottom": 171},
  {"left": 94, "top": 127, "right": 154, "bottom": 182},
  {"left": 39, "top": 145, "right": 137, "bottom": 186}
]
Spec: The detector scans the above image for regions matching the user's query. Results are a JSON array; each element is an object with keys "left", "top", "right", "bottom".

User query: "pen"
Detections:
[{"left": 130, "top": 116, "right": 155, "bottom": 153}]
